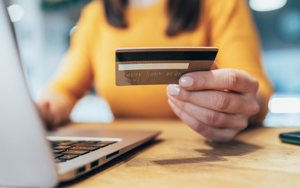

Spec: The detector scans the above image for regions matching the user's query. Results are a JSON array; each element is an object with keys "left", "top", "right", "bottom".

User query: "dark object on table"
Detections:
[{"left": 280, "top": 131, "right": 300, "bottom": 146}]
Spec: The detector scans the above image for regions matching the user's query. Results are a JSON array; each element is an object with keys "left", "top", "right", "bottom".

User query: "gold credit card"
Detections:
[{"left": 115, "top": 47, "right": 218, "bottom": 86}]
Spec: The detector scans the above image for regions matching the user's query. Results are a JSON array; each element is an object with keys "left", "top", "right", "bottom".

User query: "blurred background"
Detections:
[{"left": 3, "top": 0, "right": 300, "bottom": 126}]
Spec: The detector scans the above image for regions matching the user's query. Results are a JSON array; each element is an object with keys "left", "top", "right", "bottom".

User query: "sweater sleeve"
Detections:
[
  {"left": 207, "top": 0, "right": 273, "bottom": 101},
  {"left": 43, "top": 2, "right": 100, "bottom": 106}
]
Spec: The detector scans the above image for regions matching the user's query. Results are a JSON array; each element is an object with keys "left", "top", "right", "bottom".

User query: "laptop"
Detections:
[{"left": 0, "top": 1, "right": 160, "bottom": 187}]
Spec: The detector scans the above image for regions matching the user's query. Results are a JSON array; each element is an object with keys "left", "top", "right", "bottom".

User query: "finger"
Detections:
[
  {"left": 168, "top": 99, "right": 239, "bottom": 142},
  {"left": 168, "top": 96, "right": 248, "bottom": 130},
  {"left": 37, "top": 101, "right": 50, "bottom": 120},
  {"left": 37, "top": 101, "right": 61, "bottom": 129},
  {"left": 47, "top": 103, "right": 61, "bottom": 128},
  {"left": 52, "top": 112, "right": 61, "bottom": 128},
  {"left": 167, "top": 86, "right": 259, "bottom": 115},
  {"left": 179, "top": 69, "right": 259, "bottom": 94},
  {"left": 37, "top": 101, "right": 54, "bottom": 129}
]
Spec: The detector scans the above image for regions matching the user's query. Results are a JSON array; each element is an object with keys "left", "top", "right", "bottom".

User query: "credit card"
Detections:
[{"left": 115, "top": 47, "right": 218, "bottom": 86}]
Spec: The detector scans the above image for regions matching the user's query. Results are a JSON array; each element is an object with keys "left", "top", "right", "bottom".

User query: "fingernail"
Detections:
[
  {"left": 168, "top": 99, "right": 176, "bottom": 108},
  {"left": 179, "top": 76, "right": 193, "bottom": 87},
  {"left": 167, "top": 84, "right": 180, "bottom": 96}
]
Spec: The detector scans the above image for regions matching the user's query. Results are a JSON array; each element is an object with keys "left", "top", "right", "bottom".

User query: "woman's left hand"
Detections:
[{"left": 167, "top": 68, "right": 260, "bottom": 142}]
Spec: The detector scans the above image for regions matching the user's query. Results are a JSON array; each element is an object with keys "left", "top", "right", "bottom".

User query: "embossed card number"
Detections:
[{"left": 115, "top": 47, "right": 218, "bottom": 86}]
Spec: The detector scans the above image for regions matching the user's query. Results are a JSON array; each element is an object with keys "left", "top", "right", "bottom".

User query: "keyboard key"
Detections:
[
  {"left": 54, "top": 146, "right": 72, "bottom": 150},
  {"left": 73, "top": 143, "right": 109, "bottom": 147},
  {"left": 99, "top": 141, "right": 117, "bottom": 144},
  {"left": 53, "top": 149, "right": 65, "bottom": 154},
  {"left": 70, "top": 146, "right": 99, "bottom": 151},
  {"left": 63, "top": 150, "right": 89, "bottom": 155},
  {"left": 59, "top": 155, "right": 78, "bottom": 160},
  {"left": 50, "top": 140, "right": 68, "bottom": 144},
  {"left": 55, "top": 141, "right": 78, "bottom": 146},
  {"left": 54, "top": 153, "right": 64, "bottom": 158},
  {"left": 80, "top": 141, "right": 99, "bottom": 144},
  {"left": 51, "top": 143, "right": 58, "bottom": 147},
  {"left": 55, "top": 158, "right": 66, "bottom": 163}
]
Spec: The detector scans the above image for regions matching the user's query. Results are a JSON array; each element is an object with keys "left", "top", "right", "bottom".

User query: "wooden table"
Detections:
[{"left": 58, "top": 119, "right": 300, "bottom": 188}]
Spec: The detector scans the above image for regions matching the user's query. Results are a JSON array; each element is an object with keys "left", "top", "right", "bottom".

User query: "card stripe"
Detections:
[
  {"left": 118, "top": 63, "right": 189, "bottom": 70},
  {"left": 116, "top": 51, "right": 217, "bottom": 62}
]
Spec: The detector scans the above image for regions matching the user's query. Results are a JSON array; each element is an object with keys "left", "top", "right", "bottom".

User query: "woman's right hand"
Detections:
[{"left": 37, "top": 93, "right": 73, "bottom": 129}]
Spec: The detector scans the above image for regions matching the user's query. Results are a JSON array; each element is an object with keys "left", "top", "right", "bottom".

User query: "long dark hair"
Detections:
[{"left": 103, "top": 0, "right": 200, "bottom": 36}]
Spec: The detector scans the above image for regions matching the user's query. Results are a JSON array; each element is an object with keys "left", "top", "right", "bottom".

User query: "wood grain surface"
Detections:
[{"left": 57, "top": 119, "right": 300, "bottom": 188}]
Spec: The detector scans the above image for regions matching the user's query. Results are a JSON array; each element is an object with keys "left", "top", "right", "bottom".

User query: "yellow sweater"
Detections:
[{"left": 46, "top": 0, "right": 272, "bottom": 118}]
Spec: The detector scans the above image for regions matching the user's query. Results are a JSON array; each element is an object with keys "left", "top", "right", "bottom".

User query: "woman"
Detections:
[{"left": 38, "top": 0, "right": 272, "bottom": 142}]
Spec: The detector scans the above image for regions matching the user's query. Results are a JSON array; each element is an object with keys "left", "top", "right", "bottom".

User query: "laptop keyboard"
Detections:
[{"left": 50, "top": 140, "right": 117, "bottom": 163}]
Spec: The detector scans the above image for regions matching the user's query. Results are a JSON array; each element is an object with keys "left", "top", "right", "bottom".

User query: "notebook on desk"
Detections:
[{"left": 0, "top": 1, "right": 160, "bottom": 187}]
